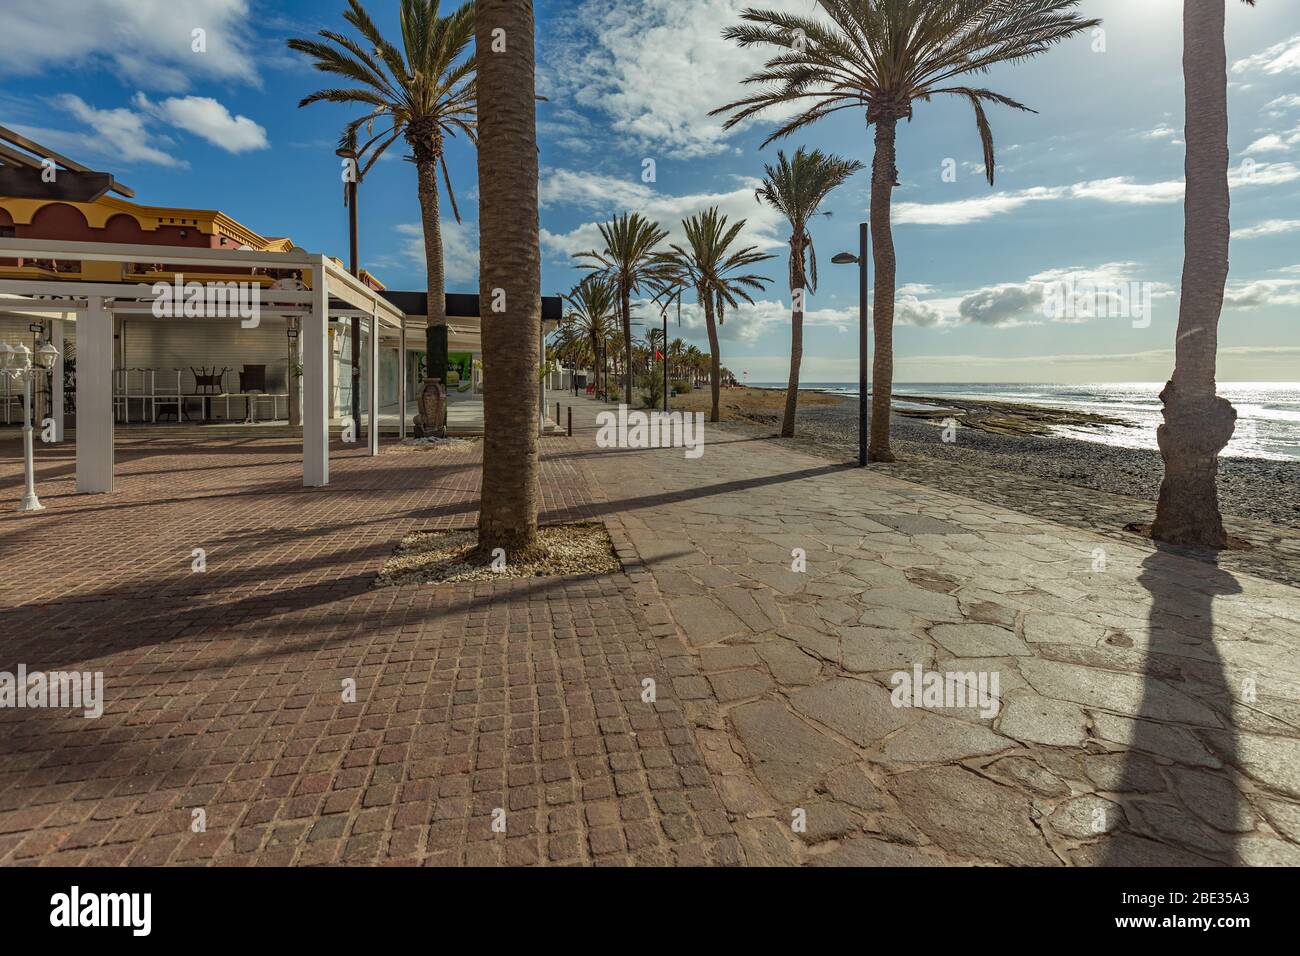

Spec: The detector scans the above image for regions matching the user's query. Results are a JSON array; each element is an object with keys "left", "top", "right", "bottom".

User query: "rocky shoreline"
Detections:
[{"left": 738, "top": 391, "right": 1299, "bottom": 529}]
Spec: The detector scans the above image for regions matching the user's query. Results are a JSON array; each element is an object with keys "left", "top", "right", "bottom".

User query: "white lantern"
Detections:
[
  {"left": 0, "top": 342, "right": 13, "bottom": 372},
  {"left": 36, "top": 341, "right": 58, "bottom": 371},
  {"left": 11, "top": 342, "right": 32, "bottom": 372}
]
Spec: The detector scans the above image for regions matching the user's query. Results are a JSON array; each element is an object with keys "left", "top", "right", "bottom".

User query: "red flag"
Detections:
[{"left": 655, "top": 350, "right": 663, "bottom": 360}]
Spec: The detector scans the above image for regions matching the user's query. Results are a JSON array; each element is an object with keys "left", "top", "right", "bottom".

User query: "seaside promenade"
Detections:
[{"left": 1, "top": 398, "right": 1298, "bottom": 865}]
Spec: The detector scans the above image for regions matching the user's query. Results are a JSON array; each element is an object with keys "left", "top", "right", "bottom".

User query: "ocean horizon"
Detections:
[{"left": 745, "top": 381, "right": 1300, "bottom": 461}]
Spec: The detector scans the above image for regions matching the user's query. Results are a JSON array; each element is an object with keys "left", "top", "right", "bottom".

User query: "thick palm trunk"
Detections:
[
  {"left": 477, "top": 0, "right": 541, "bottom": 556},
  {"left": 1152, "top": 0, "right": 1237, "bottom": 547},
  {"left": 705, "top": 295, "right": 721, "bottom": 423},
  {"left": 781, "top": 242, "right": 805, "bottom": 438},
  {"left": 620, "top": 284, "right": 633, "bottom": 403},
  {"left": 868, "top": 117, "right": 898, "bottom": 462},
  {"left": 415, "top": 156, "right": 449, "bottom": 391}
]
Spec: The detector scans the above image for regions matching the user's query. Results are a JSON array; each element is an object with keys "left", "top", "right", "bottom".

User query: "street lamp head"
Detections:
[
  {"left": 0, "top": 342, "right": 13, "bottom": 372},
  {"left": 36, "top": 341, "right": 58, "bottom": 371},
  {"left": 831, "top": 252, "right": 859, "bottom": 265},
  {"left": 11, "top": 342, "right": 31, "bottom": 371}
]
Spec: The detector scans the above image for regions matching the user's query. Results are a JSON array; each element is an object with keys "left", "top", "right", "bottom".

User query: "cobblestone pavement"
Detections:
[
  {"left": 559, "top": 396, "right": 1300, "bottom": 866},
  {"left": 0, "top": 436, "right": 740, "bottom": 866}
]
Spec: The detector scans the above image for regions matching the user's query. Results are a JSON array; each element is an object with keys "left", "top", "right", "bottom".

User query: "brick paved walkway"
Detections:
[{"left": 0, "top": 435, "right": 739, "bottom": 866}]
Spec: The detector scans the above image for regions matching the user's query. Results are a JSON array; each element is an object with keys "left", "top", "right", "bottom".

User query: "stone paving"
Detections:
[
  {"left": 3, "top": 400, "right": 1300, "bottom": 867},
  {"left": 0, "top": 435, "right": 740, "bottom": 866},
  {"left": 558, "top": 395, "right": 1300, "bottom": 866}
]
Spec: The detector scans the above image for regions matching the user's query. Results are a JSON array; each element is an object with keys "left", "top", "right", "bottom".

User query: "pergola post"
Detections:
[
  {"left": 538, "top": 324, "right": 547, "bottom": 434},
  {"left": 368, "top": 307, "right": 379, "bottom": 457},
  {"left": 75, "top": 296, "right": 112, "bottom": 492},
  {"left": 303, "top": 270, "right": 329, "bottom": 487},
  {"left": 49, "top": 317, "right": 64, "bottom": 442},
  {"left": 398, "top": 318, "right": 407, "bottom": 440}
]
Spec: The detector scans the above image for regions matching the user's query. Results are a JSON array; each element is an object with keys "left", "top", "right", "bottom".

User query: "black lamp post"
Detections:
[{"left": 832, "top": 221, "right": 870, "bottom": 467}]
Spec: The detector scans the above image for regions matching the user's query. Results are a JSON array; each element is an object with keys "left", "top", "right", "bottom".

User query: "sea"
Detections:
[{"left": 747, "top": 382, "right": 1300, "bottom": 462}]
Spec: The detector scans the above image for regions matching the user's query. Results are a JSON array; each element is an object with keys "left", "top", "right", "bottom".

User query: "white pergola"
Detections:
[{"left": 0, "top": 237, "right": 410, "bottom": 492}]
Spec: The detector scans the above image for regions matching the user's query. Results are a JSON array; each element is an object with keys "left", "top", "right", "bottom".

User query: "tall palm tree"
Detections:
[
  {"left": 755, "top": 146, "right": 863, "bottom": 437},
  {"left": 671, "top": 207, "right": 774, "bottom": 423},
  {"left": 561, "top": 275, "right": 619, "bottom": 397},
  {"left": 289, "top": 0, "right": 476, "bottom": 404},
  {"left": 476, "top": 0, "right": 541, "bottom": 556},
  {"left": 714, "top": 0, "right": 1098, "bottom": 460},
  {"left": 576, "top": 213, "right": 673, "bottom": 406},
  {"left": 1152, "top": 0, "right": 1254, "bottom": 548}
]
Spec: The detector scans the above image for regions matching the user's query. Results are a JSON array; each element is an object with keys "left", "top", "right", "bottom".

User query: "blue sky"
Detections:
[{"left": 2, "top": 0, "right": 1298, "bottom": 383}]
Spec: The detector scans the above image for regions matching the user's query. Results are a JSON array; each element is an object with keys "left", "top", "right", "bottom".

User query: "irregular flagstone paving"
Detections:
[
  {"left": 713, "top": 415, "right": 1300, "bottom": 590},
  {"left": 562, "top": 396, "right": 1300, "bottom": 866}
]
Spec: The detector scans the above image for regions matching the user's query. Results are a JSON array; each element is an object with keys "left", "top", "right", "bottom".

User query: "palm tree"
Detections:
[
  {"left": 755, "top": 146, "right": 863, "bottom": 437},
  {"left": 288, "top": 0, "right": 476, "bottom": 405},
  {"left": 714, "top": 0, "right": 1098, "bottom": 460},
  {"left": 1151, "top": 0, "right": 1254, "bottom": 548},
  {"left": 475, "top": 0, "right": 542, "bottom": 556},
  {"left": 561, "top": 275, "right": 619, "bottom": 397},
  {"left": 668, "top": 337, "right": 687, "bottom": 385},
  {"left": 671, "top": 207, "right": 774, "bottom": 423},
  {"left": 576, "top": 213, "right": 673, "bottom": 406}
]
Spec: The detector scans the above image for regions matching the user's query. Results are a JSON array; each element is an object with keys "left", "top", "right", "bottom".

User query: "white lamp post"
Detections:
[{"left": 3, "top": 338, "right": 58, "bottom": 512}]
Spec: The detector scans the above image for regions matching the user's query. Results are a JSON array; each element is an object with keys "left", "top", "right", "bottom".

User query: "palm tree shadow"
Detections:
[{"left": 1103, "top": 543, "right": 1244, "bottom": 865}]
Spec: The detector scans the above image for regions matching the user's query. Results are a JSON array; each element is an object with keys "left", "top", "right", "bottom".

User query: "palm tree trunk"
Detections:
[
  {"left": 476, "top": 0, "right": 541, "bottom": 557},
  {"left": 619, "top": 283, "right": 633, "bottom": 404},
  {"left": 868, "top": 117, "right": 899, "bottom": 462},
  {"left": 705, "top": 293, "right": 721, "bottom": 423},
  {"left": 781, "top": 241, "right": 805, "bottom": 438},
  {"left": 416, "top": 156, "right": 449, "bottom": 394},
  {"left": 1152, "top": 0, "right": 1237, "bottom": 547}
]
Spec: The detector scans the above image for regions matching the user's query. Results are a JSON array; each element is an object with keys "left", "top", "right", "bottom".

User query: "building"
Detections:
[{"left": 0, "top": 127, "right": 562, "bottom": 434}]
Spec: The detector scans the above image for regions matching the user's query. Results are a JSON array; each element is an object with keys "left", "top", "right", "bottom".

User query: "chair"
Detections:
[
  {"left": 239, "top": 365, "right": 267, "bottom": 393},
  {"left": 239, "top": 365, "right": 267, "bottom": 423},
  {"left": 188, "top": 366, "right": 228, "bottom": 422}
]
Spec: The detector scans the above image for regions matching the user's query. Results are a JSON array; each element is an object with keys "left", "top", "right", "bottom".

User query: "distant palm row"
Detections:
[
  {"left": 557, "top": 146, "right": 860, "bottom": 433},
  {"left": 290, "top": 0, "right": 1252, "bottom": 555}
]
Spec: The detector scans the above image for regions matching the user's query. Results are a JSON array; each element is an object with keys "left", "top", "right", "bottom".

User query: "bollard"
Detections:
[
  {"left": 567, "top": 406, "right": 572, "bottom": 437},
  {"left": 556, "top": 401, "right": 561, "bottom": 427}
]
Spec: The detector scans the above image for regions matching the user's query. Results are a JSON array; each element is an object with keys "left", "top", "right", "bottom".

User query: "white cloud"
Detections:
[
  {"left": 538, "top": 168, "right": 790, "bottom": 263},
  {"left": 1232, "top": 35, "right": 1300, "bottom": 76},
  {"left": 894, "top": 164, "right": 1300, "bottom": 225},
  {"left": 1232, "top": 219, "right": 1300, "bottom": 240},
  {"left": 540, "top": 0, "right": 814, "bottom": 158},
  {"left": 133, "top": 93, "right": 268, "bottom": 153},
  {"left": 0, "top": 0, "right": 261, "bottom": 92},
  {"left": 666, "top": 297, "right": 858, "bottom": 345},
  {"left": 1222, "top": 278, "right": 1300, "bottom": 310},
  {"left": 396, "top": 221, "right": 480, "bottom": 288},
  {"left": 1143, "top": 125, "right": 1178, "bottom": 140},
  {"left": 890, "top": 263, "right": 1174, "bottom": 331},
  {"left": 1264, "top": 94, "right": 1300, "bottom": 112},
  {"left": 53, "top": 94, "right": 183, "bottom": 167}
]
